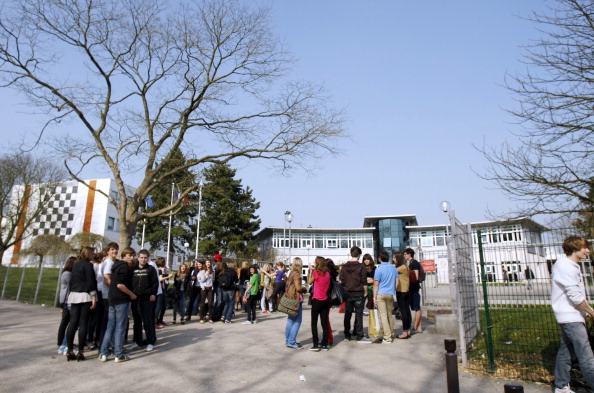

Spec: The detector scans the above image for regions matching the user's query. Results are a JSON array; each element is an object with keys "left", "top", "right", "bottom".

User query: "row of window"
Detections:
[{"left": 272, "top": 232, "right": 373, "bottom": 249}]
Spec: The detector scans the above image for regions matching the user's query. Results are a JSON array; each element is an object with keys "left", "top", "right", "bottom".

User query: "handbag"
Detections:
[
  {"left": 329, "top": 280, "right": 346, "bottom": 306},
  {"left": 278, "top": 293, "right": 299, "bottom": 317}
]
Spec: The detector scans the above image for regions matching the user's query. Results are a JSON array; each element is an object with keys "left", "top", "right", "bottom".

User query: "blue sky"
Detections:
[{"left": 0, "top": 0, "right": 552, "bottom": 230}]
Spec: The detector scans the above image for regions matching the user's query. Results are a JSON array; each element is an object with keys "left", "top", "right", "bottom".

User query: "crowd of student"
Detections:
[{"left": 55, "top": 242, "right": 425, "bottom": 361}]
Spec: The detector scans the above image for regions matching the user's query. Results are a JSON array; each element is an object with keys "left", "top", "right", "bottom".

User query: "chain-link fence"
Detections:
[{"left": 430, "top": 226, "right": 594, "bottom": 385}]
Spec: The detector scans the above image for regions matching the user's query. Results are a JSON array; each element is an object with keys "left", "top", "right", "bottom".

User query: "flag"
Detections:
[
  {"left": 145, "top": 195, "right": 154, "bottom": 208},
  {"left": 182, "top": 196, "right": 190, "bottom": 205},
  {"left": 173, "top": 187, "right": 179, "bottom": 202}
]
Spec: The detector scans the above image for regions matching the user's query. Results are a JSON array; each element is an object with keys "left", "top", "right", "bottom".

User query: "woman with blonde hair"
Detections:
[
  {"left": 285, "top": 258, "right": 307, "bottom": 349},
  {"left": 260, "top": 263, "right": 275, "bottom": 313}
]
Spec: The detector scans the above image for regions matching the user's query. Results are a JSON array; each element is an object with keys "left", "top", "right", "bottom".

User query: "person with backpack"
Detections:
[{"left": 404, "top": 247, "right": 424, "bottom": 334}]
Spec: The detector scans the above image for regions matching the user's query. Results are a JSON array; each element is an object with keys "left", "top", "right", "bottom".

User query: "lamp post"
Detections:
[
  {"left": 285, "top": 211, "right": 293, "bottom": 265},
  {"left": 440, "top": 201, "right": 451, "bottom": 239},
  {"left": 195, "top": 179, "right": 204, "bottom": 259},
  {"left": 184, "top": 242, "right": 190, "bottom": 263}
]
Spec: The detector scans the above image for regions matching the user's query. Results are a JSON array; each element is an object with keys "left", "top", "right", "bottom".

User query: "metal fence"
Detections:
[{"left": 429, "top": 226, "right": 594, "bottom": 385}]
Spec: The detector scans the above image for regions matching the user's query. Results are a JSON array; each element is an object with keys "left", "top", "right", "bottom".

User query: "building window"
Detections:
[
  {"left": 327, "top": 239, "right": 337, "bottom": 248},
  {"left": 107, "top": 217, "right": 115, "bottom": 231}
]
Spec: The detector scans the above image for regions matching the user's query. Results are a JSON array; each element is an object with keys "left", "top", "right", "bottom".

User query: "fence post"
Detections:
[
  {"left": 445, "top": 339, "right": 460, "bottom": 393},
  {"left": 477, "top": 230, "right": 496, "bottom": 373},
  {"left": 54, "top": 262, "right": 64, "bottom": 308},
  {"left": 16, "top": 264, "right": 27, "bottom": 301},
  {"left": 33, "top": 259, "right": 44, "bottom": 304},
  {"left": 503, "top": 383, "right": 523, "bottom": 392},
  {"left": 1, "top": 262, "right": 12, "bottom": 299}
]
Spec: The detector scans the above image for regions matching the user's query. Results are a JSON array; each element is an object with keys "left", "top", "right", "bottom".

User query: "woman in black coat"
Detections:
[{"left": 65, "top": 247, "right": 97, "bottom": 361}]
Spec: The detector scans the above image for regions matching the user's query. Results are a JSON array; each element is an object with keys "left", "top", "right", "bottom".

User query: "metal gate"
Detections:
[{"left": 447, "top": 209, "right": 480, "bottom": 366}]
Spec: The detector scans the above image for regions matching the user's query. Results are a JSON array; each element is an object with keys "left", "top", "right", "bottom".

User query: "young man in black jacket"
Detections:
[
  {"left": 339, "top": 246, "right": 369, "bottom": 343},
  {"left": 130, "top": 249, "right": 158, "bottom": 351},
  {"left": 99, "top": 248, "right": 137, "bottom": 363}
]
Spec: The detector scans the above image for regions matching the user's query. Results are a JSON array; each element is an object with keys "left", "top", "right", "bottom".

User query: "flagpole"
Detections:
[
  {"left": 166, "top": 183, "right": 174, "bottom": 270},
  {"left": 141, "top": 199, "right": 147, "bottom": 248},
  {"left": 195, "top": 179, "right": 204, "bottom": 259}
]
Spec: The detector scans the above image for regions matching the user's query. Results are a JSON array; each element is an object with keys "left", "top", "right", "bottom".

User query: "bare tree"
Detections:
[
  {"left": 478, "top": 0, "right": 594, "bottom": 219},
  {"left": 0, "top": 0, "right": 346, "bottom": 247},
  {"left": 0, "top": 153, "right": 65, "bottom": 263}
]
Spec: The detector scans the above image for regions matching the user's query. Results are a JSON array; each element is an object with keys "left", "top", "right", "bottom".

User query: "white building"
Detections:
[
  {"left": 3, "top": 178, "right": 143, "bottom": 266},
  {"left": 256, "top": 215, "right": 554, "bottom": 284}
]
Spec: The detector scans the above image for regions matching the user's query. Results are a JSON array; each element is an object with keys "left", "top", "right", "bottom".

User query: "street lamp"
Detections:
[
  {"left": 440, "top": 201, "right": 451, "bottom": 238},
  {"left": 195, "top": 178, "right": 204, "bottom": 259},
  {"left": 285, "top": 211, "right": 293, "bottom": 265},
  {"left": 184, "top": 242, "right": 190, "bottom": 263}
]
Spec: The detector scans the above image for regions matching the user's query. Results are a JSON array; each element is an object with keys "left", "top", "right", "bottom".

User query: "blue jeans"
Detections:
[
  {"left": 222, "top": 289, "right": 235, "bottom": 321},
  {"left": 100, "top": 302, "right": 129, "bottom": 358},
  {"left": 285, "top": 303, "right": 303, "bottom": 345},
  {"left": 555, "top": 322, "right": 594, "bottom": 389},
  {"left": 173, "top": 293, "right": 186, "bottom": 321}
]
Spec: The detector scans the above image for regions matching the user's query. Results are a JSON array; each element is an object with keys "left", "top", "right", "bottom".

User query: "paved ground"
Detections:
[{"left": 0, "top": 300, "right": 553, "bottom": 393}]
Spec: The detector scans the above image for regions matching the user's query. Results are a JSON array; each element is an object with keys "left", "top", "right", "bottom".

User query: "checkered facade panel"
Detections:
[{"left": 31, "top": 185, "right": 79, "bottom": 238}]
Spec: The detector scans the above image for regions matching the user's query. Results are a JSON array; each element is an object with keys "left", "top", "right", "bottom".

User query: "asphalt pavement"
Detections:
[{"left": 0, "top": 299, "right": 553, "bottom": 393}]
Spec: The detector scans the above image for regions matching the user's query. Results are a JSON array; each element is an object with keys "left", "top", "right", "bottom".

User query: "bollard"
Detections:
[
  {"left": 445, "top": 338, "right": 459, "bottom": 393},
  {"left": 503, "top": 383, "right": 524, "bottom": 392}
]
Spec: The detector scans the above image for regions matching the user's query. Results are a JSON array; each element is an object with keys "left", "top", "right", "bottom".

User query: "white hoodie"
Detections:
[{"left": 551, "top": 256, "right": 587, "bottom": 324}]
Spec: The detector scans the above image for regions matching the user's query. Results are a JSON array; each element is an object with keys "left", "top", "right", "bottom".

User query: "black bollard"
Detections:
[
  {"left": 503, "top": 383, "right": 524, "bottom": 392},
  {"left": 445, "top": 339, "right": 459, "bottom": 393}
]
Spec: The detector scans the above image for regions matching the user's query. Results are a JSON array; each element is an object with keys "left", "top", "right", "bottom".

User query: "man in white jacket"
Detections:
[{"left": 552, "top": 236, "right": 594, "bottom": 393}]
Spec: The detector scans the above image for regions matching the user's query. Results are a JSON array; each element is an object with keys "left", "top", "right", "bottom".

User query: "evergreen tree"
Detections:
[
  {"left": 198, "top": 163, "right": 261, "bottom": 258},
  {"left": 138, "top": 149, "right": 198, "bottom": 252}
]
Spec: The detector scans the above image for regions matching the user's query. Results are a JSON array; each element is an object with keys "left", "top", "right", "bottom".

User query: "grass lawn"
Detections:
[
  {"left": 468, "top": 306, "right": 560, "bottom": 383},
  {"left": 0, "top": 265, "right": 61, "bottom": 306}
]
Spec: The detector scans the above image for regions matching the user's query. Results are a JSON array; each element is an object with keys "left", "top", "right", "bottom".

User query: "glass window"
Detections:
[
  {"left": 107, "top": 217, "right": 115, "bottom": 231},
  {"left": 327, "top": 239, "right": 337, "bottom": 248},
  {"left": 315, "top": 239, "right": 323, "bottom": 248}
]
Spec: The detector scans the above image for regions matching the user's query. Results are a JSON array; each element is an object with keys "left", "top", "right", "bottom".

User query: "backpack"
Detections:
[
  {"left": 418, "top": 263, "right": 426, "bottom": 283},
  {"left": 409, "top": 260, "right": 426, "bottom": 284}
]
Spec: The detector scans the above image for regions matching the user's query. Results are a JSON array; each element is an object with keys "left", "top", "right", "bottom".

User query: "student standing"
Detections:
[
  {"left": 242, "top": 264, "right": 260, "bottom": 324},
  {"left": 404, "top": 248, "right": 423, "bottom": 333},
  {"left": 339, "top": 246, "right": 369, "bottom": 343},
  {"left": 99, "top": 248, "right": 137, "bottom": 363},
  {"left": 308, "top": 256, "right": 331, "bottom": 351},
  {"left": 551, "top": 236, "right": 594, "bottom": 393},
  {"left": 130, "top": 249, "right": 158, "bottom": 351},
  {"left": 65, "top": 247, "right": 97, "bottom": 361},
  {"left": 372, "top": 251, "right": 398, "bottom": 343},
  {"left": 285, "top": 258, "right": 307, "bottom": 348}
]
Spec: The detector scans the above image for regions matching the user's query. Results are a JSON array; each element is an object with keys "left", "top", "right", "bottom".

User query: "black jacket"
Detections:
[
  {"left": 132, "top": 264, "right": 158, "bottom": 299},
  {"left": 109, "top": 260, "right": 132, "bottom": 305},
  {"left": 69, "top": 260, "right": 97, "bottom": 295}
]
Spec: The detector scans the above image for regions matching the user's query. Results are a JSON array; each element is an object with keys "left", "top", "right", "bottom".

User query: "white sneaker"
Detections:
[
  {"left": 555, "top": 386, "right": 575, "bottom": 393},
  {"left": 128, "top": 343, "right": 140, "bottom": 350},
  {"left": 114, "top": 354, "right": 130, "bottom": 363},
  {"left": 57, "top": 346, "right": 66, "bottom": 355},
  {"left": 241, "top": 320, "right": 252, "bottom": 325},
  {"left": 98, "top": 354, "right": 108, "bottom": 362},
  {"left": 146, "top": 344, "right": 154, "bottom": 352}
]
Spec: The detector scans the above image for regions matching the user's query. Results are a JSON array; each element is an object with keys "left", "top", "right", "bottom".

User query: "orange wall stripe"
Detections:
[
  {"left": 83, "top": 180, "right": 97, "bottom": 233},
  {"left": 11, "top": 185, "right": 31, "bottom": 264}
]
